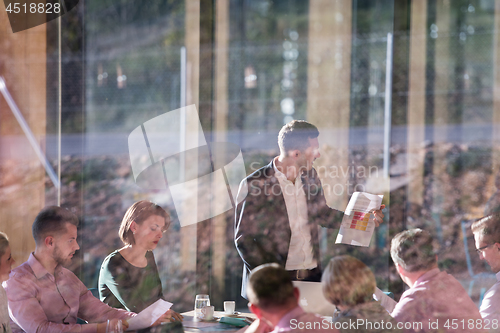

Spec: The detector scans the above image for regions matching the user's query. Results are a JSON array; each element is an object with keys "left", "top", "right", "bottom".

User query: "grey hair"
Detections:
[{"left": 390, "top": 229, "right": 437, "bottom": 272}]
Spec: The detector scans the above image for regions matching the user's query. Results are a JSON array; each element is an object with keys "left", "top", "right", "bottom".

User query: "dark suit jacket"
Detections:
[{"left": 234, "top": 160, "right": 343, "bottom": 298}]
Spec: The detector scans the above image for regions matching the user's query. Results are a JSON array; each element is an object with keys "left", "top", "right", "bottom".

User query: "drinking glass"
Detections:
[
  {"left": 224, "top": 301, "right": 235, "bottom": 314},
  {"left": 105, "top": 319, "right": 123, "bottom": 333},
  {"left": 194, "top": 294, "right": 210, "bottom": 320}
]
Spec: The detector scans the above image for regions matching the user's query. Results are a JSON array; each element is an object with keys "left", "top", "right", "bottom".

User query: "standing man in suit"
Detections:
[{"left": 234, "top": 120, "right": 384, "bottom": 298}]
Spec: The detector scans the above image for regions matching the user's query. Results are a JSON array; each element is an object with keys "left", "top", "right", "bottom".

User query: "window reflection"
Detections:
[{"left": 1, "top": 0, "right": 500, "bottom": 314}]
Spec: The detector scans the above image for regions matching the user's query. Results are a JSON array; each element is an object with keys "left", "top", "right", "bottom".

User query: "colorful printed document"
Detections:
[
  {"left": 335, "top": 192, "right": 383, "bottom": 247},
  {"left": 127, "top": 299, "right": 173, "bottom": 331}
]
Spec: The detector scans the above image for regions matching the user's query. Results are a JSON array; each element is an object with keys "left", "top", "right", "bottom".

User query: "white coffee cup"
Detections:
[
  {"left": 201, "top": 305, "right": 214, "bottom": 320},
  {"left": 224, "top": 301, "right": 236, "bottom": 314}
]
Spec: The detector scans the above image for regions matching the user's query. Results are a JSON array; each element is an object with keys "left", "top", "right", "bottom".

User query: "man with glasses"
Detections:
[{"left": 472, "top": 213, "right": 500, "bottom": 322}]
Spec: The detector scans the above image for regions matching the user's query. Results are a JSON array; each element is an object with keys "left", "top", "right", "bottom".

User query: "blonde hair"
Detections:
[
  {"left": 321, "top": 255, "right": 375, "bottom": 307},
  {"left": 119, "top": 200, "right": 170, "bottom": 245}
]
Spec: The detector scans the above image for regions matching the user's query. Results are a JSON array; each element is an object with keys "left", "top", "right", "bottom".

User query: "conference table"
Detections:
[
  {"left": 128, "top": 310, "right": 255, "bottom": 332},
  {"left": 181, "top": 310, "right": 256, "bottom": 333}
]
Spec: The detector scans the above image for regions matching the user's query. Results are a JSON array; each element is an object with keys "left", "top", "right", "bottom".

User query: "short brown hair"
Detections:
[
  {"left": 390, "top": 229, "right": 437, "bottom": 272},
  {"left": 32, "top": 206, "right": 79, "bottom": 246},
  {"left": 471, "top": 213, "right": 500, "bottom": 245},
  {"left": 0, "top": 232, "right": 9, "bottom": 258},
  {"left": 278, "top": 120, "right": 319, "bottom": 156},
  {"left": 119, "top": 200, "right": 170, "bottom": 245},
  {"left": 321, "top": 255, "right": 375, "bottom": 307},
  {"left": 247, "top": 263, "right": 295, "bottom": 311}
]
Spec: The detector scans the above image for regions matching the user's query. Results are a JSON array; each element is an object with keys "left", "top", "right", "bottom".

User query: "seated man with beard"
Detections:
[{"left": 4, "top": 206, "right": 135, "bottom": 333}]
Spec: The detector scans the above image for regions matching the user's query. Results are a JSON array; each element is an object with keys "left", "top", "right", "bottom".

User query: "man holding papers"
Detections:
[{"left": 234, "top": 120, "right": 385, "bottom": 298}]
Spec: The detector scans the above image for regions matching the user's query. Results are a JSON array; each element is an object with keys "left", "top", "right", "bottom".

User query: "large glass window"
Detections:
[{"left": 1, "top": 0, "right": 499, "bottom": 315}]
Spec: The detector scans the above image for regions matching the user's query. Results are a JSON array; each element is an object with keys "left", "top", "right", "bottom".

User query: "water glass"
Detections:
[
  {"left": 194, "top": 294, "right": 210, "bottom": 320},
  {"left": 224, "top": 301, "right": 235, "bottom": 314},
  {"left": 106, "top": 319, "right": 123, "bottom": 333}
]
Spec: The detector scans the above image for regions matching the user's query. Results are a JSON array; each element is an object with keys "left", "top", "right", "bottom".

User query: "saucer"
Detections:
[
  {"left": 199, "top": 316, "right": 220, "bottom": 322},
  {"left": 222, "top": 312, "right": 241, "bottom": 317}
]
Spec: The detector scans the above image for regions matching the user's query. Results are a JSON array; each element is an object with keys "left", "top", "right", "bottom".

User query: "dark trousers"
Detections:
[{"left": 288, "top": 267, "right": 322, "bottom": 282}]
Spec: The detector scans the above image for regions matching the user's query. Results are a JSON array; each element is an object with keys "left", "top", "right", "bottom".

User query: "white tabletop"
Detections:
[{"left": 181, "top": 310, "right": 256, "bottom": 333}]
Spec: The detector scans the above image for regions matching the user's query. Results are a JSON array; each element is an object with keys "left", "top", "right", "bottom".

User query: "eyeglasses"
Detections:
[{"left": 476, "top": 243, "right": 495, "bottom": 254}]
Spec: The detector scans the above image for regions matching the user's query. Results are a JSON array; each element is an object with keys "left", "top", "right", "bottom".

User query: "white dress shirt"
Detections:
[
  {"left": 480, "top": 271, "right": 500, "bottom": 322},
  {"left": 273, "top": 159, "right": 317, "bottom": 270}
]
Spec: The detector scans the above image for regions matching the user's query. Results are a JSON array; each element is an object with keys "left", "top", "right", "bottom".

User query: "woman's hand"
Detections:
[
  {"left": 168, "top": 310, "right": 183, "bottom": 322},
  {"left": 152, "top": 309, "right": 184, "bottom": 326}
]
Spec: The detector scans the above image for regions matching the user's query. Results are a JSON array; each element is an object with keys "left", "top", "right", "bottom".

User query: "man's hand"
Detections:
[
  {"left": 152, "top": 309, "right": 184, "bottom": 326},
  {"left": 372, "top": 204, "right": 386, "bottom": 227}
]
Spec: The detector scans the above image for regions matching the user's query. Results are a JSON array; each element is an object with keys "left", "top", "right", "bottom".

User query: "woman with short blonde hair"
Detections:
[
  {"left": 99, "top": 200, "right": 182, "bottom": 323},
  {"left": 322, "top": 255, "right": 375, "bottom": 308},
  {"left": 321, "top": 255, "right": 399, "bottom": 333},
  {"left": 118, "top": 200, "right": 170, "bottom": 246}
]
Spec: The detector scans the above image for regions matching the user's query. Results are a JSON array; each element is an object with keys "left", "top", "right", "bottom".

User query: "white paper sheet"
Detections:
[
  {"left": 126, "top": 299, "right": 173, "bottom": 331},
  {"left": 374, "top": 287, "right": 397, "bottom": 313},
  {"left": 335, "top": 192, "right": 383, "bottom": 247}
]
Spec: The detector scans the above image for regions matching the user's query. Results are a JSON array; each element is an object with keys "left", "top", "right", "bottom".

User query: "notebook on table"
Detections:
[
  {"left": 294, "top": 281, "right": 397, "bottom": 317},
  {"left": 292, "top": 281, "right": 337, "bottom": 317}
]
